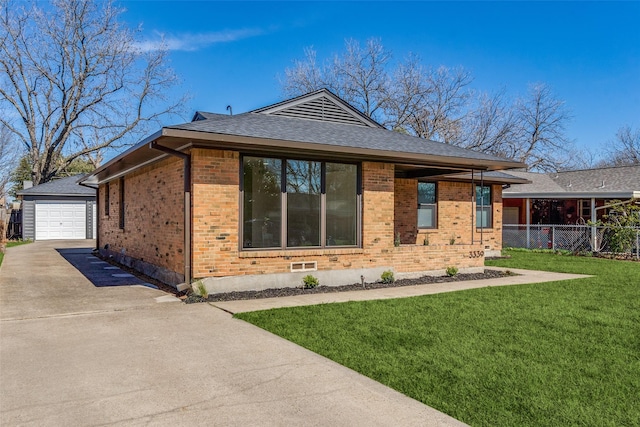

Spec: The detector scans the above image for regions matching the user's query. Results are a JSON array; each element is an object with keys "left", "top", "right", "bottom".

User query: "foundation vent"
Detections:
[{"left": 290, "top": 261, "right": 317, "bottom": 272}]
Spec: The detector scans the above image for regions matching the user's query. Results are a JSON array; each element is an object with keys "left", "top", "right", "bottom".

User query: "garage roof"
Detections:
[{"left": 17, "top": 175, "right": 96, "bottom": 197}]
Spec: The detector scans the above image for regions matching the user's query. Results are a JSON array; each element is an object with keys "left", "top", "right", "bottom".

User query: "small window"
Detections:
[
  {"left": 104, "top": 182, "right": 110, "bottom": 216},
  {"left": 119, "top": 178, "right": 125, "bottom": 229},
  {"left": 476, "top": 185, "right": 492, "bottom": 228},
  {"left": 417, "top": 182, "right": 437, "bottom": 229}
]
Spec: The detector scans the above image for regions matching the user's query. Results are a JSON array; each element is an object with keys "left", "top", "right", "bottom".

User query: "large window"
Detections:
[
  {"left": 286, "top": 160, "right": 321, "bottom": 247},
  {"left": 476, "top": 185, "right": 492, "bottom": 228},
  {"left": 326, "top": 163, "right": 358, "bottom": 246},
  {"left": 242, "top": 156, "right": 359, "bottom": 249},
  {"left": 417, "top": 182, "right": 437, "bottom": 228},
  {"left": 242, "top": 158, "right": 282, "bottom": 249}
]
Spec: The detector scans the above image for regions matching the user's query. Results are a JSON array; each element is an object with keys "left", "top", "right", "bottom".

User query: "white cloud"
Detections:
[{"left": 134, "top": 28, "right": 265, "bottom": 52}]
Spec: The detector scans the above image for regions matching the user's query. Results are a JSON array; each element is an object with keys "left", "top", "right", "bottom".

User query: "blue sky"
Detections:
[{"left": 120, "top": 1, "right": 640, "bottom": 161}]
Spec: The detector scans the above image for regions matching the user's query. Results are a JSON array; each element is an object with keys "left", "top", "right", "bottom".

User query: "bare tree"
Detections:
[
  {"left": 0, "top": 0, "right": 184, "bottom": 185},
  {"left": 281, "top": 47, "right": 327, "bottom": 96},
  {"left": 511, "top": 83, "right": 573, "bottom": 171},
  {"left": 281, "top": 41, "right": 573, "bottom": 171},
  {"left": 281, "top": 38, "right": 392, "bottom": 123},
  {"left": 601, "top": 125, "right": 640, "bottom": 166},
  {"left": 455, "top": 90, "right": 518, "bottom": 153},
  {"left": 401, "top": 66, "right": 473, "bottom": 144},
  {"left": 0, "top": 125, "right": 19, "bottom": 201}
]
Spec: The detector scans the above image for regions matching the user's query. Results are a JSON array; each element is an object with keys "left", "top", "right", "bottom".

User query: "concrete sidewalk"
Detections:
[
  {"left": 1, "top": 240, "right": 468, "bottom": 426},
  {"left": 213, "top": 268, "right": 591, "bottom": 313}
]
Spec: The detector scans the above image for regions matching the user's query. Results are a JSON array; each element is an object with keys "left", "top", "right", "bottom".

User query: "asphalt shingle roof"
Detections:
[
  {"left": 168, "top": 112, "right": 516, "bottom": 164},
  {"left": 17, "top": 175, "right": 96, "bottom": 196},
  {"left": 504, "top": 165, "right": 640, "bottom": 195}
]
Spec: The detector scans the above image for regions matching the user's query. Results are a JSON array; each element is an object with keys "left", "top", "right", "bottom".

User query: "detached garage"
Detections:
[{"left": 17, "top": 175, "right": 96, "bottom": 240}]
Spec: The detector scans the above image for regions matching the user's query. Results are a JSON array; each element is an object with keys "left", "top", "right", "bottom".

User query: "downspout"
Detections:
[
  {"left": 79, "top": 181, "right": 99, "bottom": 250},
  {"left": 150, "top": 142, "right": 192, "bottom": 291},
  {"left": 480, "top": 170, "right": 484, "bottom": 245},
  {"left": 471, "top": 169, "right": 475, "bottom": 245},
  {"left": 95, "top": 190, "right": 100, "bottom": 250}
]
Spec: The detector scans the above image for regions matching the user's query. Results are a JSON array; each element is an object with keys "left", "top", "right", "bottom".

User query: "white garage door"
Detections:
[{"left": 35, "top": 202, "right": 86, "bottom": 240}]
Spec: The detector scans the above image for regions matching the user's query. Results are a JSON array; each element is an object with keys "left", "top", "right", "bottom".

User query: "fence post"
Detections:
[
  {"left": 551, "top": 225, "right": 555, "bottom": 250},
  {"left": 637, "top": 230, "right": 639, "bottom": 260}
]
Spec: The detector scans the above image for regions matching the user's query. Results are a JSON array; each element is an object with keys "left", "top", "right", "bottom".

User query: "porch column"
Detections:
[
  {"left": 591, "top": 197, "right": 597, "bottom": 251},
  {"left": 526, "top": 198, "right": 531, "bottom": 249}
]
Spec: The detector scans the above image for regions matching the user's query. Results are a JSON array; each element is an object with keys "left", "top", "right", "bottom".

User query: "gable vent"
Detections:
[{"left": 270, "top": 96, "right": 369, "bottom": 127}]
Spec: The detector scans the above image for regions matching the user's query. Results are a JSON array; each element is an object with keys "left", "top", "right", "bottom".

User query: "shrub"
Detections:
[
  {"left": 394, "top": 232, "right": 401, "bottom": 247},
  {"left": 194, "top": 280, "right": 208, "bottom": 298},
  {"left": 446, "top": 266, "right": 459, "bottom": 277},
  {"left": 423, "top": 235, "right": 429, "bottom": 246},
  {"left": 449, "top": 234, "right": 456, "bottom": 245},
  {"left": 380, "top": 270, "right": 395, "bottom": 284},
  {"left": 302, "top": 274, "right": 319, "bottom": 289}
]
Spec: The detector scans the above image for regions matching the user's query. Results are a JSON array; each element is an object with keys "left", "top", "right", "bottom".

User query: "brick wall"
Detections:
[
  {"left": 98, "top": 156, "right": 185, "bottom": 275},
  {"left": 393, "top": 180, "right": 502, "bottom": 252},
  {"left": 191, "top": 149, "right": 240, "bottom": 277},
  {"left": 99, "top": 148, "right": 501, "bottom": 285}
]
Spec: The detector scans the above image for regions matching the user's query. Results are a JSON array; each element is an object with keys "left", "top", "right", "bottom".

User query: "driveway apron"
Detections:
[{"left": 0, "top": 241, "right": 466, "bottom": 426}]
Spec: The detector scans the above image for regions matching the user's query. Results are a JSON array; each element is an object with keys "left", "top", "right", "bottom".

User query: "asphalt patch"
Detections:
[{"left": 56, "top": 247, "right": 155, "bottom": 288}]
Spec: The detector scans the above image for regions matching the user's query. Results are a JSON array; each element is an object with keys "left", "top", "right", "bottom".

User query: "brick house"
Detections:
[{"left": 82, "top": 89, "right": 524, "bottom": 293}]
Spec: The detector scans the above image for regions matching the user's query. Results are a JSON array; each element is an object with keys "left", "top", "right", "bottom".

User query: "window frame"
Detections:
[
  {"left": 417, "top": 181, "right": 437, "bottom": 229},
  {"left": 475, "top": 184, "right": 492, "bottom": 229},
  {"left": 579, "top": 199, "right": 591, "bottom": 219},
  {"left": 240, "top": 155, "right": 362, "bottom": 251}
]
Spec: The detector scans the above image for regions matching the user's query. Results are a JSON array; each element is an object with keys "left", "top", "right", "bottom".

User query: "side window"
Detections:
[
  {"left": 104, "top": 182, "right": 110, "bottom": 216},
  {"left": 417, "top": 182, "right": 437, "bottom": 229},
  {"left": 119, "top": 178, "right": 125, "bottom": 229},
  {"left": 476, "top": 185, "right": 492, "bottom": 228}
]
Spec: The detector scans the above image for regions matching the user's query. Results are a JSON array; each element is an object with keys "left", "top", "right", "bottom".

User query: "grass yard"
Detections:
[{"left": 236, "top": 251, "right": 640, "bottom": 426}]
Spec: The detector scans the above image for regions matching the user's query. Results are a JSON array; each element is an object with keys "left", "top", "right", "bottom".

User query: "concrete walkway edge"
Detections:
[{"left": 213, "top": 268, "right": 592, "bottom": 313}]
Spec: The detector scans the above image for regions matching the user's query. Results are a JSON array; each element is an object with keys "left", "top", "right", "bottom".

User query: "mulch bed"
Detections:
[
  {"left": 185, "top": 269, "right": 514, "bottom": 304},
  {"left": 94, "top": 251, "right": 515, "bottom": 305}
]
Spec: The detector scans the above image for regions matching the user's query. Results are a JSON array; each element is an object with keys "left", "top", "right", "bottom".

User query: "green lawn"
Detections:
[
  {"left": 236, "top": 250, "right": 640, "bottom": 426},
  {"left": 0, "top": 240, "right": 32, "bottom": 266}
]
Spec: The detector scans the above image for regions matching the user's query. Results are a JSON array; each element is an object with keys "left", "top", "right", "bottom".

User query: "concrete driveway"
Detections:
[{"left": 0, "top": 240, "right": 465, "bottom": 426}]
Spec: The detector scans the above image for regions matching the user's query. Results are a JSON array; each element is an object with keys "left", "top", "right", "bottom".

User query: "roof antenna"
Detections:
[{"left": 226, "top": 105, "right": 233, "bottom": 116}]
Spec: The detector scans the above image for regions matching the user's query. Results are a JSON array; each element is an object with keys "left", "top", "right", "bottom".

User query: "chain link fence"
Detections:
[{"left": 503, "top": 224, "right": 640, "bottom": 259}]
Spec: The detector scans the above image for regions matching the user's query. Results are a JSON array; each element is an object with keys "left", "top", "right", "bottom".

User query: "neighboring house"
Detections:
[
  {"left": 502, "top": 165, "right": 640, "bottom": 225},
  {"left": 17, "top": 175, "right": 97, "bottom": 240},
  {"left": 81, "top": 89, "right": 524, "bottom": 292}
]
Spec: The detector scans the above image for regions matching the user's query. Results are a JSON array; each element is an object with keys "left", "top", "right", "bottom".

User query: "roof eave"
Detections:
[
  {"left": 503, "top": 191, "right": 640, "bottom": 199},
  {"left": 82, "top": 126, "right": 525, "bottom": 185},
  {"left": 18, "top": 192, "right": 95, "bottom": 197},
  {"left": 80, "top": 130, "right": 164, "bottom": 186}
]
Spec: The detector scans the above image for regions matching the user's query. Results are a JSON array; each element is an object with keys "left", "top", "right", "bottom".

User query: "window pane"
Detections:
[
  {"left": 476, "top": 185, "right": 491, "bottom": 206},
  {"left": 418, "top": 205, "right": 435, "bottom": 228},
  {"left": 286, "top": 160, "right": 321, "bottom": 247},
  {"left": 243, "top": 157, "right": 282, "bottom": 248},
  {"left": 418, "top": 182, "right": 436, "bottom": 204},
  {"left": 326, "top": 163, "right": 357, "bottom": 246},
  {"left": 476, "top": 207, "right": 492, "bottom": 228}
]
